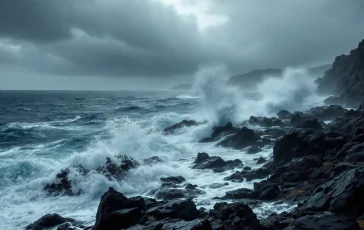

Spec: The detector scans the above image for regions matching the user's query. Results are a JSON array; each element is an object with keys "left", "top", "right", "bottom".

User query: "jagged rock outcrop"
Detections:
[{"left": 317, "top": 39, "right": 364, "bottom": 107}]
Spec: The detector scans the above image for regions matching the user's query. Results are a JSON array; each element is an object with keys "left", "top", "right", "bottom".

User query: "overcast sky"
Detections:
[{"left": 1, "top": 0, "right": 364, "bottom": 90}]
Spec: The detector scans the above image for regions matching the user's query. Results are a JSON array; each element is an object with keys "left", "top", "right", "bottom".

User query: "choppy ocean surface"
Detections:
[{"left": 0, "top": 68, "right": 325, "bottom": 229}]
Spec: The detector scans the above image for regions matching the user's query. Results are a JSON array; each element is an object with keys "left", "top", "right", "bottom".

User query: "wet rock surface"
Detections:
[
  {"left": 44, "top": 155, "right": 161, "bottom": 196},
  {"left": 163, "top": 120, "right": 201, "bottom": 134}
]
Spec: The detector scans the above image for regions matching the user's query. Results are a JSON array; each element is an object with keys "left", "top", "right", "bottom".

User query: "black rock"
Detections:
[
  {"left": 200, "top": 123, "right": 239, "bottom": 142},
  {"left": 144, "top": 156, "right": 164, "bottom": 165},
  {"left": 316, "top": 39, "right": 364, "bottom": 108},
  {"left": 245, "top": 146, "right": 262, "bottom": 154},
  {"left": 302, "top": 167, "right": 364, "bottom": 218},
  {"left": 94, "top": 187, "right": 146, "bottom": 230},
  {"left": 160, "top": 176, "right": 186, "bottom": 184},
  {"left": 224, "top": 188, "right": 257, "bottom": 199},
  {"left": 217, "top": 126, "right": 261, "bottom": 149},
  {"left": 277, "top": 110, "right": 293, "bottom": 120},
  {"left": 248, "top": 116, "right": 283, "bottom": 127},
  {"left": 193, "top": 154, "right": 227, "bottom": 170},
  {"left": 154, "top": 188, "right": 204, "bottom": 200},
  {"left": 309, "top": 105, "right": 348, "bottom": 121},
  {"left": 147, "top": 199, "right": 200, "bottom": 221},
  {"left": 26, "top": 214, "right": 77, "bottom": 230},
  {"left": 285, "top": 213, "right": 359, "bottom": 230},
  {"left": 44, "top": 156, "right": 139, "bottom": 196},
  {"left": 256, "top": 157, "right": 267, "bottom": 164},
  {"left": 163, "top": 120, "right": 200, "bottom": 134},
  {"left": 291, "top": 114, "right": 323, "bottom": 130},
  {"left": 209, "top": 182, "right": 229, "bottom": 189},
  {"left": 209, "top": 202, "right": 260, "bottom": 229}
]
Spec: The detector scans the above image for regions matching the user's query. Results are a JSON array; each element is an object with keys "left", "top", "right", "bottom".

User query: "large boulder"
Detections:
[
  {"left": 44, "top": 156, "right": 139, "bottom": 196},
  {"left": 147, "top": 199, "right": 200, "bottom": 221},
  {"left": 200, "top": 123, "right": 239, "bottom": 142},
  {"left": 209, "top": 202, "right": 261, "bottom": 229},
  {"left": 163, "top": 120, "right": 200, "bottom": 134},
  {"left": 192, "top": 152, "right": 242, "bottom": 171},
  {"left": 309, "top": 105, "right": 348, "bottom": 121},
  {"left": 302, "top": 167, "right": 364, "bottom": 218},
  {"left": 273, "top": 130, "right": 348, "bottom": 165},
  {"left": 217, "top": 127, "right": 261, "bottom": 149},
  {"left": 248, "top": 116, "right": 282, "bottom": 127},
  {"left": 94, "top": 187, "right": 146, "bottom": 230},
  {"left": 291, "top": 114, "right": 323, "bottom": 130},
  {"left": 153, "top": 188, "right": 205, "bottom": 200},
  {"left": 26, "top": 214, "right": 79, "bottom": 230},
  {"left": 285, "top": 214, "right": 360, "bottom": 230}
]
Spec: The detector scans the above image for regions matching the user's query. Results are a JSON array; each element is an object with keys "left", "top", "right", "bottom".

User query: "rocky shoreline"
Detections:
[
  {"left": 26, "top": 39, "right": 364, "bottom": 230},
  {"left": 26, "top": 103, "right": 364, "bottom": 230}
]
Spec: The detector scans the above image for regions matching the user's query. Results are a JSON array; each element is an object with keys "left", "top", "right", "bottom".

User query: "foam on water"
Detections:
[{"left": 0, "top": 67, "right": 325, "bottom": 229}]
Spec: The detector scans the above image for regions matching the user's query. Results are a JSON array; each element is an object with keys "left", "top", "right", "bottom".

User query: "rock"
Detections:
[
  {"left": 316, "top": 39, "right": 364, "bottom": 108},
  {"left": 192, "top": 153, "right": 241, "bottom": 172},
  {"left": 359, "top": 104, "right": 364, "bottom": 111},
  {"left": 224, "top": 164, "right": 272, "bottom": 182},
  {"left": 262, "top": 127, "right": 288, "bottom": 139},
  {"left": 128, "top": 219, "right": 211, "bottom": 230},
  {"left": 309, "top": 105, "right": 348, "bottom": 121},
  {"left": 209, "top": 202, "right": 261, "bottom": 229},
  {"left": 192, "top": 153, "right": 227, "bottom": 170},
  {"left": 200, "top": 123, "right": 239, "bottom": 142},
  {"left": 253, "top": 182, "right": 280, "bottom": 200},
  {"left": 302, "top": 167, "right": 364, "bottom": 218},
  {"left": 44, "top": 156, "right": 139, "bottom": 196},
  {"left": 44, "top": 166, "right": 87, "bottom": 196},
  {"left": 291, "top": 114, "right": 323, "bottom": 130},
  {"left": 286, "top": 213, "right": 360, "bottom": 230},
  {"left": 277, "top": 110, "right": 293, "bottom": 120},
  {"left": 248, "top": 116, "right": 282, "bottom": 127},
  {"left": 273, "top": 130, "right": 348, "bottom": 166},
  {"left": 324, "top": 95, "right": 345, "bottom": 106},
  {"left": 144, "top": 156, "right": 164, "bottom": 165},
  {"left": 147, "top": 199, "right": 200, "bottom": 221},
  {"left": 209, "top": 182, "right": 229, "bottom": 189},
  {"left": 217, "top": 126, "right": 261, "bottom": 149},
  {"left": 154, "top": 188, "right": 204, "bottom": 200},
  {"left": 160, "top": 176, "right": 186, "bottom": 184},
  {"left": 26, "top": 214, "right": 77, "bottom": 230},
  {"left": 245, "top": 146, "right": 262, "bottom": 154},
  {"left": 224, "top": 188, "right": 257, "bottom": 199},
  {"left": 256, "top": 157, "right": 267, "bottom": 164},
  {"left": 97, "top": 156, "right": 139, "bottom": 180},
  {"left": 94, "top": 187, "right": 146, "bottom": 230},
  {"left": 163, "top": 120, "right": 200, "bottom": 134},
  {"left": 185, "top": 184, "right": 198, "bottom": 190}
]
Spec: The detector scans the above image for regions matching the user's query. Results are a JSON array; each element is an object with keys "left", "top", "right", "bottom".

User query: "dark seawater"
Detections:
[
  {"left": 0, "top": 90, "right": 207, "bottom": 229},
  {"left": 1, "top": 82, "right": 318, "bottom": 228}
]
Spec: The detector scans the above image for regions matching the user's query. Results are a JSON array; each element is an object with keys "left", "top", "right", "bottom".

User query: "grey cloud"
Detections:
[
  {"left": 0, "top": 0, "right": 364, "bottom": 86},
  {"left": 0, "top": 0, "right": 72, "bottom": 42}
]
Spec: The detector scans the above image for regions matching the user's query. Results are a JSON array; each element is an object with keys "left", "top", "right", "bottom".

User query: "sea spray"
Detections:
[
  {"left": 255, "top": 67, "right": 325, "bottom": 113},
  {"left": 192, "top": 66, "right": 325, "bottom": 125},
  {"left": 193, "top": 65, "right": 243, "bottom": 126}
]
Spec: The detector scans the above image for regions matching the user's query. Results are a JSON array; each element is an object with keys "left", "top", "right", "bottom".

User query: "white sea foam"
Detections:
[{"left": 0, "top": 67, "right": 315, "bottom": 229}]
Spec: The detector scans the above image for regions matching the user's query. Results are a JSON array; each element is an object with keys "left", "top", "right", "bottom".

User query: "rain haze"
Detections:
[{"left": 1, "top": 0, "right": 364, "bottom": 89}]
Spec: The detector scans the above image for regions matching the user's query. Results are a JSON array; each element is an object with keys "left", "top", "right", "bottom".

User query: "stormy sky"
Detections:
[{"left": 1, "top": 0, "right": 364, "bottom": 90}]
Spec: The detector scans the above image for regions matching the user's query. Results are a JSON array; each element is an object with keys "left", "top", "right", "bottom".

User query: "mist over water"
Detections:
[
  {"left": 194, "top": 65, "right": 324, "bottom": 126},
  {"left": 0, "top": 67, "right": 323, "bottom": 229}
]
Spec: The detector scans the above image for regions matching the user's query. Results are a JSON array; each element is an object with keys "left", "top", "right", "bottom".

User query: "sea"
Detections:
[{"left": 0, "top": 67, "right": 325, "bottom": 229}]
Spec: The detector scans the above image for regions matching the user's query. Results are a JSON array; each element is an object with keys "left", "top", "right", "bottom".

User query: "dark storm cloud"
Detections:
[
  {"left": 0, "top": 0, "right": 72, "bottom": 42},
  {"left": 208, "top": 0, "right": 364, "bottom": 70},
  {"left": 0, "top": 0, "right": 364, "bottom": 84}
]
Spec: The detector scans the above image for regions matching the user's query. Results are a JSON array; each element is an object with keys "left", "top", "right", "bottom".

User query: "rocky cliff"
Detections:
[{"left": 317, "top": 39, "right": 364, "bottom": 107}]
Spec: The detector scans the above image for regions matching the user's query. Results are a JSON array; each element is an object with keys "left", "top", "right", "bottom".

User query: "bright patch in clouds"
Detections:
[{"left": 158, "top": 0, "right": 227, "bottom": 29}]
